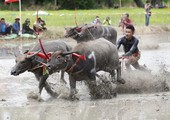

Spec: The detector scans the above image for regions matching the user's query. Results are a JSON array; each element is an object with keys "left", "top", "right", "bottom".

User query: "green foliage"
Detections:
[{"left": 59, "top": 0, "right": 95, "bottom": 9}]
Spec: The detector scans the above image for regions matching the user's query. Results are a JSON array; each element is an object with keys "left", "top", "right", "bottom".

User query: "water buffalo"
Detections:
[
  {"left": 65, "top": 24, "right": 117, "bottom": 44},
  {"left": 11, "top": 40, "right": 72, "bottom": 100},
  {"left": 48, "top": 38, "right": 125, "bottom": 99}
]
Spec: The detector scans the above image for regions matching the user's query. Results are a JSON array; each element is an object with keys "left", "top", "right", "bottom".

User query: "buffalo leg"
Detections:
[
  {"left": 69, "top": 75, "right": 77, "bottom": 100},
  {"left": 39, "top": 75, "right": 57, "bottom": 97},
  {"left": 86, "top": 73, "right": 98, "bottom": 99},
  {"left": 39, "top": 75, "right": 48, "bottom": 95},
  {"left": 110, "top": 70, "right": 116, "bottom": 82},
  {"left": 116, "top": 66, "right": 125, "bottom": 84},
  {"left": 44, "top": 82, "right": 58, "bottom": 97},
  {"left": 60, "top": 70, "right": 67, "bottom": 84}
]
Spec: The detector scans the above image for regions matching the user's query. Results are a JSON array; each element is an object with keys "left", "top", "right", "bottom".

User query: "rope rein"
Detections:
[{"left": 86, "top": 25, "right": 96, "bottom": 40}]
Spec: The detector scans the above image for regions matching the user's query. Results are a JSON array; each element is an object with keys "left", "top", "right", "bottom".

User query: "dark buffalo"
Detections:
[
  {"left": 11, "top": 40, "right": 72, "bottom": 99},
  {"left": 65, "top": 24, "right": 117, "bottom": 44},
  {"left": 48, "top": 38, "right": 125, "bottom": 99}
]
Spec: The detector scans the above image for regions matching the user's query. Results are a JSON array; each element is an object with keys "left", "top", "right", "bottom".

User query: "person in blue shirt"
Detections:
[
  {"left": 12, "top": 17, "right": 20, "bottom": 34},
  {"left": 0, "top": 18, "right": 12, "bottom": 35},
  {"left": 145, "top": 0, "right": 152, "bottom": 26}
]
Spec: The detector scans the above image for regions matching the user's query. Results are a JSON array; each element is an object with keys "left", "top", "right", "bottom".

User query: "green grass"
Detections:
[{"left": 1, "top": 8, "right": 170, "bottom": 27}]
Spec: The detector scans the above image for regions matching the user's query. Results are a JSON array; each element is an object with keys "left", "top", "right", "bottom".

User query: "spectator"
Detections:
[
  {"left": 121, "top": 13, "right": 133, "bottom": 34},
  {"left": 118, "top": 14, "right": 124, "bottom": 27},
  {"left": 145, "top": 0, "right": 152, "bottom": 26},
  {"left": 33, "top": 17, "right": 47, "bottom": 32},
  {"left": 92, "top": 16, "right": 102, "bottom": 25},
  {"left": 0, "top": 18, "right": 12, "bottom": 35},
  {"left": 22, "top": 18, "right": 35, "bottom": 34},
  {"left": 12, "top": 17, "right": 20, "bottom": 35},
  {"left": 103, "top": 16, "right": 111, "bottom": 25}
]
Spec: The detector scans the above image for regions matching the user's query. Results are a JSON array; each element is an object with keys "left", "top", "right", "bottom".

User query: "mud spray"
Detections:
[
  {"left": 27, "top": 64, "right": 169, "bottom": 101},
  {"left": 117, "top": 64, "right": 170, "bottom": 94}
]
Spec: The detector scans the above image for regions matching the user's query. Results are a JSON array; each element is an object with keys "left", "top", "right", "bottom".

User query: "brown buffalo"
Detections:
[
  {"left": 65, "top": 24, "right": 117, "bottom": 44},
  {"left": 48, "top": 38, "right": 125, "bottom": 100},
  {"left": 11, "top": 40, "right": 72, "bottom": 100}
]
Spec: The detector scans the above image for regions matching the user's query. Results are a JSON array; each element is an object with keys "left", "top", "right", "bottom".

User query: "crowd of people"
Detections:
[
  {"left": 92, "top": 0, "right": 152, "bottom": 34},
  {"left": 92, "top": 16, "right": 112, "bottom": 26},
  {"left": 0, "top": 17, "right": 47, "bottom": 36}
]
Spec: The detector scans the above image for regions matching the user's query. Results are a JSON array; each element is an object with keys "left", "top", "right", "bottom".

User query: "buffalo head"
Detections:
[
  {"left": 65, "top": 26, "right": 82, "bottom": 39},
  {"left": 47, "top": 51, "right": 76, "bottom": 71},
  {"left": 11, "top": 50, "right": 39, "bottom": 76},
  {"left": 77, "top": 24, "right": 97, "bottom": 39},
  {"left": 65, "top": 24, "right": 97, "bottom": 42}
]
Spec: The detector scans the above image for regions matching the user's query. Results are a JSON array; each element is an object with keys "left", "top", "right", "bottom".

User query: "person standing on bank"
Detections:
[
  {"left": 117, "top": 25, "right": 142, "bottom": 70},
  {"left": 145, "top": 0, "right": 152, "bottom": 26}
]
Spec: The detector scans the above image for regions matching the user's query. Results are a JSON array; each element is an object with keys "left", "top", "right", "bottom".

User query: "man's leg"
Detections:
[
  {"left": 125, "top": 55, "right": 140, "bottom": 70},
  {"left": 131, "top": 61, "right": 141, "bottom": 69},
  {"left": 146, "top": 14, "right": 150, "bottom": 26},
  {"left": 5, "top": 26, "right": 12, "bottom": 35},
  {"left": 124, "top": 58, "right": 132, "bottom": 70},
  {"left": 147, "top": 15, "right": 150, "bottom": 26}
]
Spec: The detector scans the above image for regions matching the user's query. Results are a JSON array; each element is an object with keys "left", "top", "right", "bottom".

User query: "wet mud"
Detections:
[{"left": 0, "top": 31, "right": 170, "bottom": 120}]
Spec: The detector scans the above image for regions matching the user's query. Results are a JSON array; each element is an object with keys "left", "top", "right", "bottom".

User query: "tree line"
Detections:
[{"left": 0, "top": 0, "right": 168, "bottom": 10}]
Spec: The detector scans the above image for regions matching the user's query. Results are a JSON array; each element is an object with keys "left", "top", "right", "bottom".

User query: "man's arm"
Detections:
[
  {"left": 129, "top": 38, "right": 139, "bottom": 53},
  {"left": 122, "top": 38, "right": 139, "bottom": 56},
  {"left": 12, "top": 23, "right": 17, "bottom": 30}
]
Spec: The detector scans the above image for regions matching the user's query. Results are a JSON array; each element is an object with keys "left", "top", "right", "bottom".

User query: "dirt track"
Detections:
[{"left": 0, "top": 26, "right": 170, "bottom": 120}]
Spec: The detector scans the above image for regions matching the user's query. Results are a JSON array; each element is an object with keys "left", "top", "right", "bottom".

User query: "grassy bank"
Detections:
[{"left": 1, "top": 8, "right": 170, "bottom": 28}]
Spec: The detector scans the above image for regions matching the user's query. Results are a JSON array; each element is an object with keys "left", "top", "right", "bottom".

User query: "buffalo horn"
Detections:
[
  {"left": 61, "top": 51, "right": 79, "bottom": 56},
  {"left": 26, "top": 50, "right": 41, "bottom": 58}
]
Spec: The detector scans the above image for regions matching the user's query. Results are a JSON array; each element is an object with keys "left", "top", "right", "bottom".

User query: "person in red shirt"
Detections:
[{"left": 121, "top": 13, "right": 133, "bottom": 34}]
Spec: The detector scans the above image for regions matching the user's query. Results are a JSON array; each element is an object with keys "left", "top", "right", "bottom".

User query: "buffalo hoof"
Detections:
[
  {"left": 69, "top": 95, "right": 79, "bottom": 101},
  {"left": 51, "top": 92, "right": 59, "bottom": 98},
  {"left": 60, "top": 79, "right": 67, "bottom": 84},
  {"left": 117, "top": 78, "right": 125, "bottom": 84},
  {"left": 27, "top": 92, "right": 44, "bottom": 102},
  {"left": 37, "top": 96, "right": 44, "bottom": 102},
  {"left": 112, "top": 92, "right": 117, "bottom": 97}
]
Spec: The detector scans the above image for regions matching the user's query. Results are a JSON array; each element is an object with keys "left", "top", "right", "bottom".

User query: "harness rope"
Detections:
[
  {"left": 65, "top": 53, "right": 85, "bottom": 75},
  {"left": 35, "top": 9, "right": 49, "bottom": 60},
  {"left": 86, "top": 25, "right": 96, "bottom": 40}
]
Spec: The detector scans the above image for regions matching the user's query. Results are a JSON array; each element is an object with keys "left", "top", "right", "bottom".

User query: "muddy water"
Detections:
[{"left": 0, "top": 33, "right": 170, "bottom": 120}]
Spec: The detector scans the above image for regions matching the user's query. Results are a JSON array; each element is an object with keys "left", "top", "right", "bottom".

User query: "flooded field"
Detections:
[{"left": 0, "top": 32, "right": 170, "bottom": 120}]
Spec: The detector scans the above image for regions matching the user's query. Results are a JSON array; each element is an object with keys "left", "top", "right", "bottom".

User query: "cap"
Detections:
[{"left": 15, "top": 17, "right": 20, "bottom": 20}]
